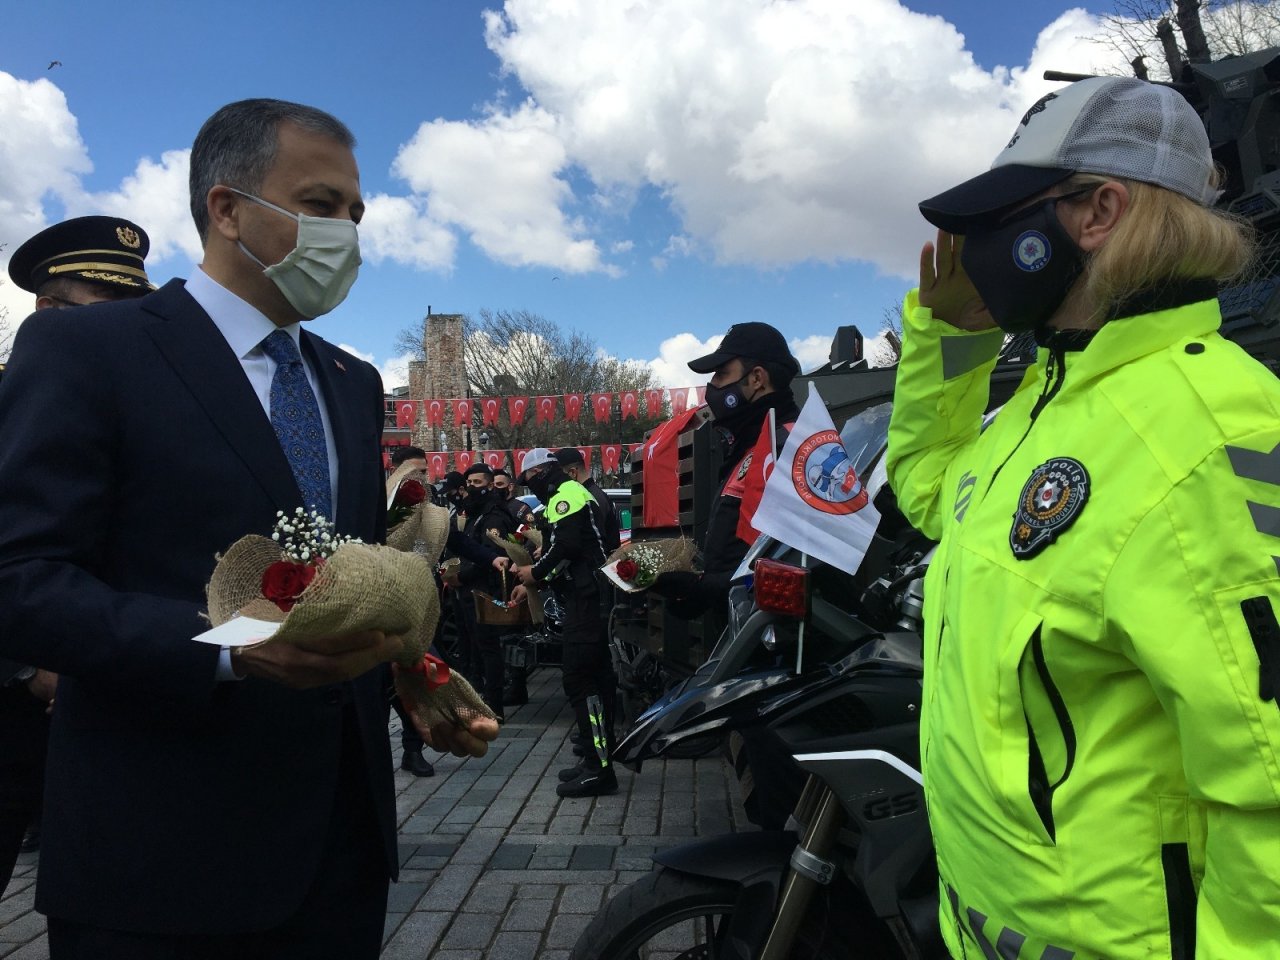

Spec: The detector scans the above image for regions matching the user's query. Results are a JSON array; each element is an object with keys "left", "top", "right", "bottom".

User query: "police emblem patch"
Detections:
[
  {"left": 1010, "top": 457, "right": 1089, "bottom": 559},
  {"left": 116, "top": 226, "right": 141, "bottom": 249},
  {"left": 1013, "top": 230, "right": 1051, "bottom": 272},
  {"left": 736, "top": 453, "right": 753, "bottom": 481},
  {"left": 555, "top": 500, "right": 570, "bottom": 515}
]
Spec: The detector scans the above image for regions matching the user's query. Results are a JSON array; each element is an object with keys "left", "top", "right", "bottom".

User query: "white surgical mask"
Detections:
[{"left": 231, "top": 188, "right": 361, "bottom": 319}]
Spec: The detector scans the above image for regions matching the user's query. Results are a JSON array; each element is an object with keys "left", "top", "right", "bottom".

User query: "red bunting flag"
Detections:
[
  {"left": 394, "top": 400, "right": 418, "bottom": 428},
  {"left": 481, "top": 397, "right": 501, "bottom": 426},
  {"left": 646, "top": 389, "right": 664, "bottom": 417},
  {"left": 381, "top": 451, "right": 392, "bottom": 469},
  {"left": 592, "top": 393, "right": 612, "bottom": 423},
  {"left": 507, "top": 396, "right": 529, "bottom": 426},
  {"left": 453, "top": 399, "right": 473, "bottom": 427},
  {"left": 513, "top": 449, "right": 532, "bottom": 476},
  {"left": 426, "top": 399, "right": 446, "bottom": 427},
  {"left": 620, "top": 390, "right": 638, "bottom": 420},
  {"left": 640, "top": 408, "right": 700, "bottom": 527},
  {"left": 482, "top": 450, "right": 505, "bottom": 470},
  {"left": 629, "top": 442, "right": 644, "bottom": 462},
  {"left": 576, "top": 447, "right": 593, "bottom": 470},
  {"left": 454, "top": 450, "right": 475, "bottom": 472},
  {"left": 426, "top": 452, "right": 448, "bottom": 480},
  {"left": 600, "top": 443, "right": 621, "bottom": 472},
  {"left": 695, "top": 385, "right": 706, "bottom": 406},
  {"left": 564, "top": 393, "right": 584, "bottom": 422},
  {"left": 535, "top": 396, "right": 558, "bottom": 425},
  {"left": 670, "top": 388, "right": 688, "bottom": 416}
]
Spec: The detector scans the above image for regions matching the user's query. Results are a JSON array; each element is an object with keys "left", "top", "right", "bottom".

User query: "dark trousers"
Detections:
[
  {"left": 559, "top": 585, "right": 618, "bottom": 768},
  {"left": 458, "top": 594, "right": 505, "bottom": 716},
  {"left": 47, "top": 707, "right": 389, "bottom": 960},
  {"left": 0, "top": 686, "right": 49, "bottom": 891}
]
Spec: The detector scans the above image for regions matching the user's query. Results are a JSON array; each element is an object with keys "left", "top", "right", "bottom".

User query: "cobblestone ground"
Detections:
[{"left": 0, "top": 668, "right": 749, "bottom": 959}]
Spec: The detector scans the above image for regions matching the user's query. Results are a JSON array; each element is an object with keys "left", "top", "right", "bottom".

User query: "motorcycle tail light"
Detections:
[{"left": 754, "top": 559, "right": 809, "bottom": 618}]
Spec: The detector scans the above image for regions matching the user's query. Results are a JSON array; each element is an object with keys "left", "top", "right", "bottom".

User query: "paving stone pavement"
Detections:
[{"left": 0, "top": 667, "right": 750, "bottom": 958}]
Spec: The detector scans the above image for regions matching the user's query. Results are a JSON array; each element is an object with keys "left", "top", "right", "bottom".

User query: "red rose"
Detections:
[
  {"left": 261, "top": 560, "right": 317, "bottom": 612},
  {"left": 394, "top": 479, "right": 427, "bottom": 507},
  {"left": 616, "top": 558, "right": 639, "bottom": 581}
]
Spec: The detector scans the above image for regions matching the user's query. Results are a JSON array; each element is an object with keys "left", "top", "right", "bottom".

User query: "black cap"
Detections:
[
  {"left": 8, "top": 216, "right": 155, "bottom": 295},
  {"left": 553, "top": 448, "right": 585, "bottom": 467},
  {"left": 688, "top": 321, "right": 799, "bottom": 376},
  {"left": 919, "top": 166, "right": 1072, "bottom": 235},
  {"left": 463, "top": 462, "right": 494, "bottom": 479},
  {"left": 441, "top": 471, "right": 465, "bottom": 491}
]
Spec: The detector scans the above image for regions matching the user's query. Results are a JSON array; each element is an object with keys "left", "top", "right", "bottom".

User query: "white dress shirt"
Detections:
[{"left": 185, "top": 267, "right": 341, "bottom": 679}]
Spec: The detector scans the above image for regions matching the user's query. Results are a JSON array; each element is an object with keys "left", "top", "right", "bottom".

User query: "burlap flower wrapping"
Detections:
[
  {"left": 601, "top": 537, "right": 699, "bottom": 592},
  {"left": 487, "top": 532, "right": 543, "bottom": 625},
  {"left": 206, "top": 535, "right": 496, "bottom": 729},
  {"left": 386, "top": 500, "right": 452, "bottom": 558}
]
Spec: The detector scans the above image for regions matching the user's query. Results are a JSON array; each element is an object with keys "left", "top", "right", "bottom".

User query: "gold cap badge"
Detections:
[{"left": 116, "top": 226, "right": 142, "bottom": 249}]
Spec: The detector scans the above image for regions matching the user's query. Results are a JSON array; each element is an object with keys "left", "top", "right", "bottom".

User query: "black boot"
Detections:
[
  {"left": 556, "top": 765, "right": 618, "bottom": 798},
  {"left": 558, "top": 762, "right": 586, "bottom": 782},
  {"left": 400, "top": 748, "right": 435, "bottom": 777}
]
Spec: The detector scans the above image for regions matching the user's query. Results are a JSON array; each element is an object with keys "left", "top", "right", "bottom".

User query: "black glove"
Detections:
[{"left": 648, "top": 570, "right": 702, "bottom": 598}]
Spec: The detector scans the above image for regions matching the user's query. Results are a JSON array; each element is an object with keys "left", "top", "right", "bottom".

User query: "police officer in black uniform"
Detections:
[
  {"left": 554, "top": 449, "right": 621, "bottom": 552},
  {"left": 1, "top": 216, "right": 155, "bottom": 887},
  {"left": 513, "top": 449, "right": 617, "bottom": 797},
  {"left": 651, "top": 322, "right": 800, "bottom": 617}
]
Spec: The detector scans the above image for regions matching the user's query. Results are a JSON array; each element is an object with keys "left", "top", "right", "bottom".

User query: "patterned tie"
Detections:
[{"left": 261, "top": 330, "right": 332, "bottom": 520}]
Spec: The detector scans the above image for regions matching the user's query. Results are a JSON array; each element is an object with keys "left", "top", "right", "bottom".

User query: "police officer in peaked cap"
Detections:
[{"left": 8, "top": 215, "right": 156, "bottom": 310}]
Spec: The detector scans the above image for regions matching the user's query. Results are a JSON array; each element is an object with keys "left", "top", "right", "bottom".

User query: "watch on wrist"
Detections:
[{"left": 7, "top": 666, "right": 37, "bottom": 688}]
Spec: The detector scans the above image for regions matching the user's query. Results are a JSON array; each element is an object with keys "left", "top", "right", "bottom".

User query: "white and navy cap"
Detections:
[
  {"left": 519, "top": 448, "right": 556, "bottom": 478},
  {"left": 920, "top": 77, "right": 1215, "bottom": 234}
]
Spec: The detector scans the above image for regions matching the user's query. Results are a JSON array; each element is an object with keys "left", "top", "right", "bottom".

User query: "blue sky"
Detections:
[{"left": 0, "top": 1, "right": 1137, "bottom": 387}]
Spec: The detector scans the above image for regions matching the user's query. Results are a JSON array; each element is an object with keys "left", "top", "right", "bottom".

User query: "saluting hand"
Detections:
[{"left": 919, "top": 230, "right": 996, "bottom": 332}]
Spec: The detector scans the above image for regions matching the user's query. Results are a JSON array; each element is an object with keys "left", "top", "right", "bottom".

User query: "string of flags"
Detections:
[
  {"left": 388, "top": 386, "right": 707, "bottom": 429},
  {"left": 383, "top": 444, "right": 647, "bottom": 478}
]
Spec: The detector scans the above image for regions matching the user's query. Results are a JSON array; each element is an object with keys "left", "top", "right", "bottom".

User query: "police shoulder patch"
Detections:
[
  {"left": 736, "top": 453, "right": 753, "bottom": 481},
  {"left": 555, "top": 500, "right": 570, "bottom": 515},
  {"left": 1010, "top": 457, "right": 1089, "bottom": 560}
]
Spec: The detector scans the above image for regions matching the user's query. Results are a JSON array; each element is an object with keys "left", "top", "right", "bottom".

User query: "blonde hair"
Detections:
[{"left": 1066, "top": 172, "right": 1254, "bottom": 318}]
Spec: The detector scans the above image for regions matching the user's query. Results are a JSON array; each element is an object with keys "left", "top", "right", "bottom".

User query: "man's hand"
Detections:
[
  {"left": 492, "top": 556, "right": 511, "bottom": 572},
  {"left": 509, "top": 584, "right": 529, "bottom": 606},
  {"left": 513, "top": 564, "right": 536, "bottom": 587},
  {"left": 418, "top": 714, "right": 501, "bottom": 758},
  {"left": 232, "top": 630, "right": 403, "bottom": 689},
  {"left": 27, "top": 668, "right": 57, "bottom": 705},
  {"left": 649, "top": 570, "right": 701, "bottom": 598},
  {"left": 918, "top": 230, "right": 996, "bottom": 332}
]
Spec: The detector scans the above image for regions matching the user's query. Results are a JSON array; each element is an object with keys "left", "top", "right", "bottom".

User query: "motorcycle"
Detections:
[{"left": 571, "top": 403, "right": 945, "bottom": 960}]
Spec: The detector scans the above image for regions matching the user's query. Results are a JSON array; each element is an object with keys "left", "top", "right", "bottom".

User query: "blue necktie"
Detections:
[{"left": 262, "top": 330, "right": 332, "bottom": 520}]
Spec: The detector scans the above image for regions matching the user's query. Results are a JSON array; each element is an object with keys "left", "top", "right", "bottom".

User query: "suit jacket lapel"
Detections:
[
  {"left": 142, "top": 280, "right": 301, "bottom": 511},
  {"left": 302, "top": 331, "right": 364, "bottom": 531}
]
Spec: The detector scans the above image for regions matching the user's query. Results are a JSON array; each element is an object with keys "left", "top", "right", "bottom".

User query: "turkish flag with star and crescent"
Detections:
[
  {"left": 645, "top": 389, "right": 663, "bottom": 418},
  {"left": 620, "top": 390, "right": 639, "bottom": 420},
  {"left": 453, "top": 399, "right": 473, "bottom": 428},
  {"left": 592, "top": 393, "right": 612, "bottom": 423},
  {"left": 481, "top": 397, "right": 501, "bottom": 426},
  {"left": 535, "top": 396, "right": 557, "bottom": 425},
  {"left": 601, "top": 443, "right": 621, "bottom": 472},
  {"left": 670, "top": 388, "right": 688, "bottom": 417},
  {"left": 564, "top": 393, "right": 584, "bottom": 422},
  {"left": 426, "top": 399, "right": 445, "bottom": 427},
  {"left": 454, "top": 451, "right": 475, "bottom": 472},
  {"left": 507, "top": 396, "right": 529, "bottom": 426},
  {"left": 395, "top": 400, "right": 418, "bottom": 428},
  {"left": 483, "top": 450, "right": 506, "bottom": 470},
  {"left": 426, "top": 452, "right": 448, "bottom": 480}
]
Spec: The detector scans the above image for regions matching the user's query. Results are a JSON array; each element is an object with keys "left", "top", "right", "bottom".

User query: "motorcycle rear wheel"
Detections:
[{"left": 569, "top": 867, "right": 859, "bottom": 960}]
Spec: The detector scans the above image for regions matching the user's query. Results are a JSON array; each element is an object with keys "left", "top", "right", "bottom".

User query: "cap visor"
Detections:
[
  {"left": 688, "top": 350, "right": 734, "bottom": 374},
  {"left": 919, "top": 165, "right": 1072, "bottom": 234}
]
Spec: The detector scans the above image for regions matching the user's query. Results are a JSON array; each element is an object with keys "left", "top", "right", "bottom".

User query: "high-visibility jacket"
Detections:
[{"left": 887, "top": 289, "right": 1280, "bottom": 960}]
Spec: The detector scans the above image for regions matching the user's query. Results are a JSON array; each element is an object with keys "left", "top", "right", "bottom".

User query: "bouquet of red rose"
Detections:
[
  {"left": 384, "top": 465, "right": 452, "bottom": 559},
  {"left": 601, "top": 538, "right": 698, "bottom": 593},
  {"left": 205, "top": 509, "right": 497, "bottom": 731}
]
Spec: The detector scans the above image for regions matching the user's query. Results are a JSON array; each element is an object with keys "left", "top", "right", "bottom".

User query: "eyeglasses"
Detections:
[{"left": 996, "top": 186, "right": 1096, "bottom": 227}]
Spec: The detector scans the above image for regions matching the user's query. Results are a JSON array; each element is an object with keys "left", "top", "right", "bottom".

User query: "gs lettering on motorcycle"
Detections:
[{"left": 791, "top": 430, "right": 870, "bottom": 516}]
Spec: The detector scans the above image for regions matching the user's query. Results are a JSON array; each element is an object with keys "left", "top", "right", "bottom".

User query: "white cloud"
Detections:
[
  {"left": 389, "top": 100, "right": 610, "bottom": 274},
  {"left": 76, "top": 149, "right": 202, "bottom": 263},
  {"left": 465, "top": 0, "right": 1135, "bottom": 278},
  {"left": 337, "top": 343, "right": 417, "bottom": 390},
  {"left": 789, "top": 334, "right": 830, "bottom": 374},
  {"left": 360, "top": 194, "right": 456, "bottom": 270},
  {"left": 643, "top": 331, "right": 722, "bottom": 388},
  {"left": 0, "top": 71, "right": 92, "bottom": 326}
]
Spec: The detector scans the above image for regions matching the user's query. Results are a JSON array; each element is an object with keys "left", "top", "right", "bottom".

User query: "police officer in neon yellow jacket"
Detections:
[{"left": 888, "top": 77, "right": 1280, "bottom": 959}]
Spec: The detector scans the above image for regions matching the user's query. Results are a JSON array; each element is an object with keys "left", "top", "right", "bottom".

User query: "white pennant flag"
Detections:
[{"left": 752, "top": 382, "right": 882, "bottom": 575}]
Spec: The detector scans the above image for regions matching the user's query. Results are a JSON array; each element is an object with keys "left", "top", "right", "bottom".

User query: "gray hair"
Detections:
[{"left": 188, "top": 99, "right": 356, "bottom": 243}]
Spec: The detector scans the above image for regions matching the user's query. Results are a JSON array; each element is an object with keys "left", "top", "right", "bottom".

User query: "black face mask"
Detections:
[
  {"left": 705, "top": 375, "right": 757, "bottom": 426},
  {"left": 463, "top": 486, "right": 490, "bottom": 511},
  {"left": 960, "top": 192, "right": 1086, "bottom": 333}
]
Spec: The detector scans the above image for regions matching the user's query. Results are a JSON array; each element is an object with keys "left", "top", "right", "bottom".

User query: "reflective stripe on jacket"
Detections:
[{"left": 887, "top": 290, "right": 1280, "bottom": 960}]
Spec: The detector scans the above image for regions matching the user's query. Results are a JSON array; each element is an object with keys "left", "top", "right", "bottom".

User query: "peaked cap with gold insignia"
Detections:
[{"left": 7, "top": 215, "right": 155, "bottom": 294}]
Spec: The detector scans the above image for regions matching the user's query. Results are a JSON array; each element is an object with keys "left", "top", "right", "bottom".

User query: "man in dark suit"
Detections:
[
  {"left": 0, "top": 215, "right": 157, "bottom": 893},
  {"left": 0, "top": 99, "right": 494, "bottom": 960}
]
